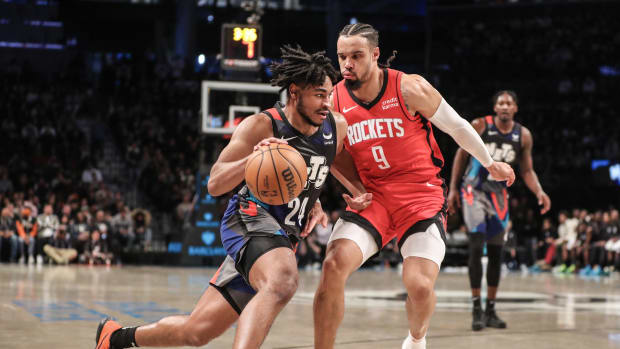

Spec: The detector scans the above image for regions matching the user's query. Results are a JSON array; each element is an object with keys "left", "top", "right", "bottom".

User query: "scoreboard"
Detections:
[{"left": 220, "top": 23, "right": 262, "bottom": 72}]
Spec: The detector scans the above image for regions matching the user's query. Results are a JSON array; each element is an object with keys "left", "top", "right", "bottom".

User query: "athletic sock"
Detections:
[
  {"left": 110, "top": 326, "right": 139, "bottom": 348},
  {"left": 402, "top": 331, "right": 426, "bottom": 349},
  {"left": 472, "top": 296, "right": 482, "bottom": 309},
  {"left": 486, "top": 298, "right": 495, "bottom": 311}
]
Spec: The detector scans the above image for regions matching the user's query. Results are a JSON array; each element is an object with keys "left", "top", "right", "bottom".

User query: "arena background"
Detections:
[{"left": 0, "top": 1, "right": 620, "bottom": 348}]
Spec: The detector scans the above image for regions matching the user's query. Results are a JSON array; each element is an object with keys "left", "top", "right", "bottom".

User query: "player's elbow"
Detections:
[{"left": 207, "top": 178, "right": 224, "bottom": 197}]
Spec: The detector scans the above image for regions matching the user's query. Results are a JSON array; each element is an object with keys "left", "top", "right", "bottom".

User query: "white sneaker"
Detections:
[{"left": 401, "top": 332, "right": 426, "bottom": 349}]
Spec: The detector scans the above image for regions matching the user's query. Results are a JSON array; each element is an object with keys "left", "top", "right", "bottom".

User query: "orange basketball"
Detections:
[{"left": 245, "top": 143, "right": 308, "bottom": 205}]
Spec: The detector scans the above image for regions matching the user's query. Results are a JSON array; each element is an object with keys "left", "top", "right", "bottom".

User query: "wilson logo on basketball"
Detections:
[{"left": 281, "top": 168, "right": 297, "bottom": 199}]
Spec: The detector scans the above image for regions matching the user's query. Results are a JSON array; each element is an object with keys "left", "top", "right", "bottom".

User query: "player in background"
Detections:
[{"left": 448, "top": 90, "right": 551, "bottom": 331}]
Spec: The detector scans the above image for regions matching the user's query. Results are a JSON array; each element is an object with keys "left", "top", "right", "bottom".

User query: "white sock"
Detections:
[{"left": 401, "top": 331, "right": 426, "bottom": 349}]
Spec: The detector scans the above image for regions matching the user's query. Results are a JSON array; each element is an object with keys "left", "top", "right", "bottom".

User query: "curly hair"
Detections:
[{"left": 269, "top": 44, "right": 339, "bottom": 96}]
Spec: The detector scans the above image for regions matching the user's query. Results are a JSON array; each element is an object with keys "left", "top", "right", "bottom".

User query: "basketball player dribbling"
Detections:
[
  {"left": 313, "top": 23, "right": 516, "bottom": 349},
  {"left": 94, "top": 45, "right": 371, "bottom": 349},
  {"left": 448, "top": 90, "right": 551, "bottom": 331}
]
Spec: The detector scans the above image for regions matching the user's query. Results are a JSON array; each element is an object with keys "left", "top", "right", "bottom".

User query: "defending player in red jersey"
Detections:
[{"left": 313, "top": 23, "right": 516, "bottom": 349}]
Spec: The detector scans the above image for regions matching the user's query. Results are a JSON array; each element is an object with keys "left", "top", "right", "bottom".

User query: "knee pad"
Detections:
[{"left": 468, "top": 234, "right": 484, "bottom": 289}]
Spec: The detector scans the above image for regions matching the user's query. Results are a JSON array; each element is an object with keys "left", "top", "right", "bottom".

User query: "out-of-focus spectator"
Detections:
[
  {"left": 16, "top": 207, "right": 37, "bottom": 264},
  {"left": 81, "top": 162, "right": 103, "bottom": 185},
  {"left": 0, "top": 207, "right": 19, "bottom": 262},
  {"left": 0, "top": 167, "right": 13, "bottom": 194},
  {"left": 175, "top": 191, "right": 193, "bottom": 222},
  {"left": 82, "top": 230, "right": 112, "bottom": 266},
  {"left": 43, "top": 216, "right": 77, "bottom": 264},
  {"left": 111, "top": 206, "right": 134, "bottom": 250},
  {"left": 69, "top": 211, "right": 91, "bottom": 257},
  {"left": 131, "top": 208, "right": 152, "bottom": 250},
  {"left": 36, "top": 204, "right": 59, "bottom": 264}
]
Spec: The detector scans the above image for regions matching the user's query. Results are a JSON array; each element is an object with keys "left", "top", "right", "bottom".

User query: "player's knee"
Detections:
[
  {"left": 264, "top": 269, "right": 298, "bottom": 304},
  {"left": 182, "top": 320, "right": 216, "bottom": 347},
  {"left": 404, "top": 275, "right": 434, "bottom": 302},
  {"left": 184, "top": 332, "right": 213, "bottom": 347},
  {"left": 322, "top": 253, "right": 353, "bottom": 281}
]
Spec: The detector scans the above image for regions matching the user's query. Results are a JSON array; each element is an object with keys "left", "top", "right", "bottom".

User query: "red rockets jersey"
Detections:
[{"left": 332, "top": 68, "right": 445, "bottom": 190}]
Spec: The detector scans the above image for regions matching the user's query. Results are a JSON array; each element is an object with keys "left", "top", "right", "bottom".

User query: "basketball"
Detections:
[{"left": 245, "top": 143, "right": 308, "bottom": 205}]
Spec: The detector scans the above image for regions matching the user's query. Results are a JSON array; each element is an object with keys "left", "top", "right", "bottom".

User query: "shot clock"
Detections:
[{"left": 220, "top": 23, "right": 262, "bottom": 72}]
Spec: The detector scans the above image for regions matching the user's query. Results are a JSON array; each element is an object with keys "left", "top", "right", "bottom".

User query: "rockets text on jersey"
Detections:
[{"left": 332, "top": 68, "right": 445, "bottom": 185}]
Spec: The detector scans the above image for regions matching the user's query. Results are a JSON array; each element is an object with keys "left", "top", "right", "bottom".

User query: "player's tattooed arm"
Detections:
[
  {"left": 400, "top": 74, "right": 442, "bottom": 118},
  {"left": 207, "top": 113, "right": 279, "bottom": 196}
]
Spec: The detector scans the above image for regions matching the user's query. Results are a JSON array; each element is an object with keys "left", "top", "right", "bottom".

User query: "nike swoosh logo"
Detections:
[
  {"left": 323, "top": 132, "right": 333, "bottom": 140},
  {"left": 282, "top": 136, "right": 297, "bottom": 142},
  {"left": 426, "top": 182, "right": 435, "bottom": 187},
  {"left": 488, "top": 131, "right": 498, "bottom": 135},
  {"left": 342, "top": 106, "right": 358, "bottom": 113}
]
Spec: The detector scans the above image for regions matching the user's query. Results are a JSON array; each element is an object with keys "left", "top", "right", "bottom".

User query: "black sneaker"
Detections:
[
  {"left": 472, "top": 307, "right": 485, "bottom": 331},
  {"left": 485, "top": 309, "right": 507, "bottom": 329}
]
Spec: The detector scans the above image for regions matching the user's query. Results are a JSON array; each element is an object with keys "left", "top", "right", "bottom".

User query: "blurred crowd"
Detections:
[
  {"left": 0, "top": 178, "right": 154, "bottom": 265},
  {"left": 432, "top": 8, "right": 620, "bottom": 189}
]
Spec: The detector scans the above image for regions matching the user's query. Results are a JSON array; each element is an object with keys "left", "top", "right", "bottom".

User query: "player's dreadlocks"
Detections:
[
  {"left": 270, "top": 44, "right": 339, "bottom": 97},
  {"left": 339, "top": 23, "right": 397, "bottom": 69}
]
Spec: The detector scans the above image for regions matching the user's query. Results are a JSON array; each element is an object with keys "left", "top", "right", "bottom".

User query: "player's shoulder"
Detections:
[
  {"left": 231, "top": 112, "right": 274, "bottom": 139},
  {"left": 400, "top": 73, "right": 435, "bottom": 98},
  {"left": 331, "top": 110, "right": 347, "bottom": 126},
  {"left": 240, "top": 112, "right": 273, "bottom": 128}
]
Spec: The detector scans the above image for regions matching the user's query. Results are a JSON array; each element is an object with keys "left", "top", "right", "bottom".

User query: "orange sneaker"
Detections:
[{"left": 95, "top": 318, "right": 122, "bottom": 349}]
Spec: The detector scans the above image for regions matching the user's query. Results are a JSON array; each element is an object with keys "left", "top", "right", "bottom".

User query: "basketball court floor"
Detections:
[{"left": 1, "top": 264, "right": 619, "bottom": 348}]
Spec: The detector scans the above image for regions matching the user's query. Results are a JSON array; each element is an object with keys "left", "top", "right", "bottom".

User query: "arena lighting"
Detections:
[
  {"left": 0, "top": 41, "right": 63, "bottom": 50},
  {"left": 197, "top": 54, "right": 206, "bottom": 65}
]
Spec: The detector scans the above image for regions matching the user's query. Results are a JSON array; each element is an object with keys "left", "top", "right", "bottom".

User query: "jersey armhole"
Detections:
[
  {"left": 262, "top": 108, "right": 280, "bottom": 137},
  {"left": 395, "top": 71, "right": 418, "bottom": 121}
]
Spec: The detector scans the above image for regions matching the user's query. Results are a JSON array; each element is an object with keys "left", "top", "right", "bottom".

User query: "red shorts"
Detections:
[{"left": 341, "top": 181, "right": 447, "bottom": 249}]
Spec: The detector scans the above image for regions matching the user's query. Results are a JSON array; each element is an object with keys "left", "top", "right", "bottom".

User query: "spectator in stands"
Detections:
[
  {"left": 83, "top": 230, "right": 112, "bottom": 266},
  {"left": 533, "top": 218, "right": 558, "bottom": 271},
  {"left": 0, "top": 167, "right": 13, "bottom": 194},
  {"left": 43, "top": 216, "right": 78, "bottom": 264},
  {"left": 131, "top": 208, "right": 152, "bottom": 251},
  {"left": 0, "top": 207, "right": 19, "bottom": 262},
  {"left": 69, "top": 211, "right": 91, "bottom": 258},
  {"left": 175, "top": 191, "right": 193, "bottom": 223},
  {"left": 555, "top": 211, "right": 578, "bottom": 273},
  {"left": 81, "top": 162, "right": 103, "bottom": 185},
  {"left": 605, "top": 209, "right": 620, "bottom": 272},
  {"left": 16, "top": 207, "right": 37, "bottom": 264},
  {"left": 36, "top": 204, "right": 59, "bottom": 264},
  {"left": 111, "top": 206, "right": 134, "bottom": 251}
]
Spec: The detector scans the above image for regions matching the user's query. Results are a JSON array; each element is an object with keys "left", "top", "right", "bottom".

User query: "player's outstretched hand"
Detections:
[
  {"left": 537, "top": 191, "right": 551, "bottom": 214},
  {"left": 253, "top": 137, "right": 288, "bottom": 151},
  {"left": 343, "top": 193, "right": 372, "bottom": 211},
  {"left": 301, "top": 201, "right": 328, "bottom": 238},
  {"left": 486, "top": 161, "right": 516, "bottom": 187},
  {"left": 447, "top": 189, "right": 461, "bottom": 216}
]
